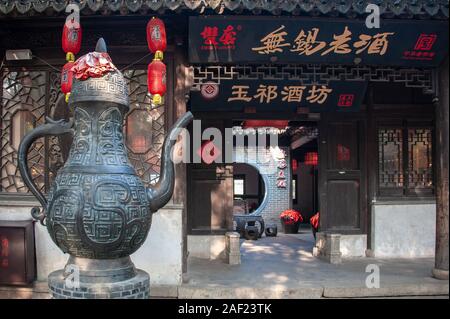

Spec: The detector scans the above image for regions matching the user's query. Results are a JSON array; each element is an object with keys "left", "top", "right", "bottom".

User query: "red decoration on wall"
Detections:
[
  {"left": 291, "top": 159, "right": 298, "bottom": 172},
  {"left": 242, "top": 120, "right": 289, "bottom": 129},
  {"left": 414, "top": 33, "right": 437, "bottom": 51},
  {"left": 146, "top": 17, "right": 167, "bottom": 59},
  {"left": 62, "top": 20, "right": 82, "bottom": 61},
  {"left": 276, "top": 179, "right": 287, "bottom": 188},
  {"left": 304, "top": 152, "right": 318, "bottom": 166},
  {"left": 337, "top": 94, "right": 355, "bottom": 107},
  {"left": 196, "top": 140, "right": 221, "bottom": 164},
  {"left": 337, "top": 144, "right": 351, "bottom": 161},
  {"left": 0, "top": 235, "right": 8, "bottom": 268},
  {"left": 1, "top": 236, "right": 8, "bottom": 257}
]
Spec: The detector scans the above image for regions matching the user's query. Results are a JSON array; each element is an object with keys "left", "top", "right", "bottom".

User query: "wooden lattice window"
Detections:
[
  {"left": 408, "top": 128, "right": 433, "bottom": 192},
  {"left": 1, "top": 70, "right": 60, "bottom": 194},
  {"left": 377, "top": 121, "right": 434, "bottom": 197},
  {"left": 123, "top": 69, "right": 165, "bottom": 186},
  {"left": 378, "top": 128, "right": 404, "bottom": 191},
  {"left": 1, "top": 68, "right": 165, "bottom": 195}
]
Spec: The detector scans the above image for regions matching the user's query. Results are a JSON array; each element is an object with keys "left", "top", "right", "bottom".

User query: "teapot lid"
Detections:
[{"left": 68, "top": 38, "right": 129, "bottom": 109}]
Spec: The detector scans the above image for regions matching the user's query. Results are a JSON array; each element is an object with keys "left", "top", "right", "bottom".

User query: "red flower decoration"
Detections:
[
  {"left": 310, "top": 212, "right": 320, "bottom": 230},
  {"left": 71, "top": 52, "right": 117, "bottom": 81},
  {"left": 280, "top": 209, "right": 303, "bottom": 225}
]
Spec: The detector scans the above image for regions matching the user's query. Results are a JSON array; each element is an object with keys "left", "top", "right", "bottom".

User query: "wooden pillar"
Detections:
[
  {"left": 173, "top": 48, "right": 191, "bottom": 275},
  {"left": 433, "top": 56, "right": 449, "bottom": 280}
]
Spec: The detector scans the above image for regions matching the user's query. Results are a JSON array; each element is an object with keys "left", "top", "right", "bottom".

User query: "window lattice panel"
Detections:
[
  {"left": 124, "top": 69, "right": 165, "bottom": 186},
  {"left": 1, "top": 71, "right": 47, "bottom": 193},
  {"left": 1, "top": 69, "right": 165, "bottom": 194},
  {"left": 408, "top": 128, "right": 433, "bottom": 189},
  {"left": 378, "top": 128, "right": 404, "bottom": 189}
]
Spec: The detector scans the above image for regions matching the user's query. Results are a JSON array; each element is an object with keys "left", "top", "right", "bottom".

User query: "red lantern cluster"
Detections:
[
  {"left": 146, "top": 17, "right": 167, "bottom": 105},
  {"left": 61, "top": 18, "right": 82, "bottom": 103},
  {"left": 304, "top": 152, "right": 318, "bottom": 166}
]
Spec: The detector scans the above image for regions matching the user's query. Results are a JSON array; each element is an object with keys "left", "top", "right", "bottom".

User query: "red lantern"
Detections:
[
  {"left": 147, "top": 59, "right": 166, "bottom": 105},
  {"left": 304, "top": 152, "right": 318, "bottom": 166},
  {"left": 62, "top": 19, "right": 82, "bottom": 62},
  {"left": 292, "top": 159, "right": 298, "bottom": 172},
  {"left": 146, "top": 17, "right": 167, "bottom": 60},
  {"left": 242, "top": 120, "right": 289, "bottom": 129},
  {"left": 61, "top": 62, "right": 74, "bottom": 103}
]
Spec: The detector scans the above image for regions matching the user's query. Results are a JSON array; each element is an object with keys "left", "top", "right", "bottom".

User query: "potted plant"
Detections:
[
  {"left": 310, "top": 212, "right": 320, "bottom": 239},
  {"left": 279, "top": 209, "right": 303, "bottom": 234}
]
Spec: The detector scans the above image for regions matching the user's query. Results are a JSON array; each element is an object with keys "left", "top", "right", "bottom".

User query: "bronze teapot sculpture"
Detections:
[{"left": 18, "top": 39, "right": 193, "bottom": 298}]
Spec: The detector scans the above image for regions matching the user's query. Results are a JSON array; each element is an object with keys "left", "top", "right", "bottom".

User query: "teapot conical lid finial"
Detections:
[{"left": 95, "top": 38, "right": 107, "bottom": 53}]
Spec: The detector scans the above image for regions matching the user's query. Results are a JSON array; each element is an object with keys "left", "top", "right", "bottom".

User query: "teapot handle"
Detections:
[{"left": 18, "top": 117, "right": 74, "bottom": 225}]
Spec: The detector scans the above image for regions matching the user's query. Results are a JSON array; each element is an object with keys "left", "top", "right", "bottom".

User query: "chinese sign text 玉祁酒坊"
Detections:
[{"left": 228, "top": 84, "right": 332, "bottom": 105}]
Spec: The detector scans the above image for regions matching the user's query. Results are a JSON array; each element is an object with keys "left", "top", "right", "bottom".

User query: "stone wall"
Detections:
[{"left": 0, "top": 201, "right": 184, "bottom": 286}]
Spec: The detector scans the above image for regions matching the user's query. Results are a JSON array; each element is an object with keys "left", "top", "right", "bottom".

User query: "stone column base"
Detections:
[
  {"left": 313, "top": 232, "right": 342, "bottom": 264},
  {"left": 225, "top": 232, "right": 241, "bottom": 265},
  {"left": 432, "top": 268, "right": 449, "bottom": 280},
  {"left": 48, "top": 256, "right": 150, "bottom": 299}
]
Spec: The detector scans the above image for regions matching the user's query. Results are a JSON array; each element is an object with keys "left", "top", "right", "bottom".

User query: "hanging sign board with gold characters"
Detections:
[
  {"left": 189, "top": 16, "right": 448, "bottom": 67},
  {"left": 191, "top": 79, "right": 368, "bottom": 113}
]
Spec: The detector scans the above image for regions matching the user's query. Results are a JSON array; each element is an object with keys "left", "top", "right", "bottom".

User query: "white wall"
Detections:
[
  {"left": 371, "top": 202, "right": 436, "bottom": 258},
  {"left": 187, "top": 235, "right": 226, "bottom": 260},
  {"left": 132, "top": 204, "right": 183, "bottom": 285},
  {"left": 0, "top": 202, "right": 184, "bottom": 286}
]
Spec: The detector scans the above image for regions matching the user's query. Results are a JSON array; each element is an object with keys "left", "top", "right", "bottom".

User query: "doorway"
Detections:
[{"left": 288, "top": 123, "right": 319, "bottom": 224}]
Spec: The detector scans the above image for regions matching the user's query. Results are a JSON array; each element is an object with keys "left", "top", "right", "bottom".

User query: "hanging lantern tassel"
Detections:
[
  {"left": 146, "top": 17, "right": 167, "bottom": 61},
  {"left": 61, "top": 62, "right": 74, "bottom": 103},
  {"left": 147, "top": 58, "right": 166, "bottom": 105},
  {"left": 62, "top": 19, "right": 82, "bottom": 62}
]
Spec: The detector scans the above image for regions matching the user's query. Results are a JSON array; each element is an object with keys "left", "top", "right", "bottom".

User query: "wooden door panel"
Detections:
[
  {"left": 327, "top": 122, "right": 359, "bottom": 170},
  {"left": 319, "top": 114, "right": 367, "bottom": 234},
  {"left": 190, "top": 179, "right": 218, "bottom": 231},
  {"left": 326, "top": 179, "right": 360, "bottom": 230}
]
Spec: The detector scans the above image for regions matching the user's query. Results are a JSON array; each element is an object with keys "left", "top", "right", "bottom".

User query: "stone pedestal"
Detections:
[
  {"left": 313, "top": 232, "right": 342, "bottom": 264},
  {"left": 48, "top": 256, "right": 150, "bottom": 299},
  {"left": 225, "top": 232, "right": 241, "bottom": 265}
]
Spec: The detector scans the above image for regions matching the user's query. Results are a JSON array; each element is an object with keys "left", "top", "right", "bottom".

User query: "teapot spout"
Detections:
[{"left": 146, "top": 111, "right": 193, "bottom": 212}]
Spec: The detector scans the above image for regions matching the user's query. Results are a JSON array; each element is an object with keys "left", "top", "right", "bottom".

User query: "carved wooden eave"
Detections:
[{"left": 0, "top": 1, "right": 448, "bottom": 20}]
